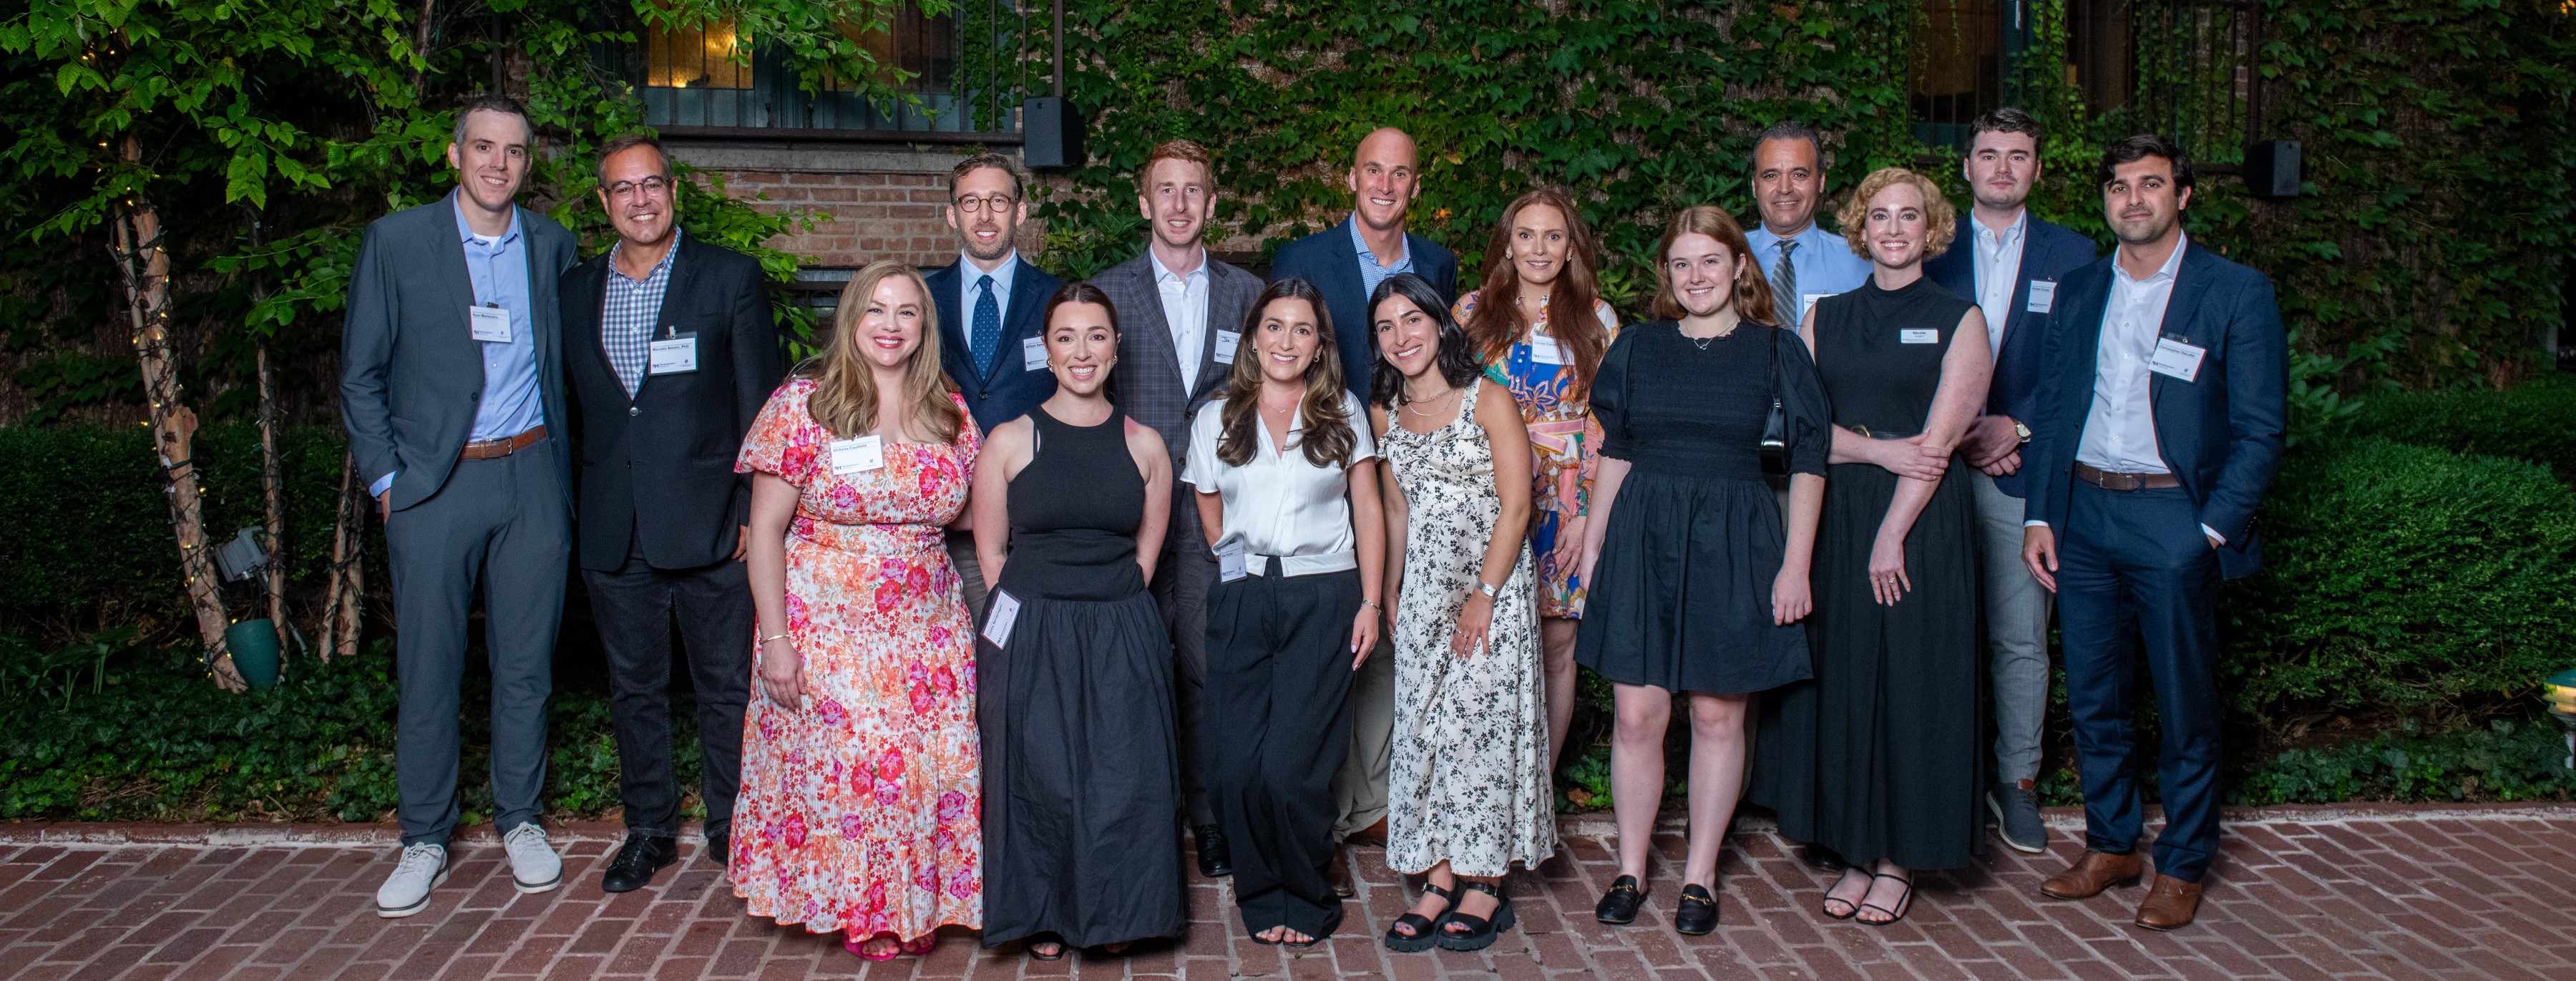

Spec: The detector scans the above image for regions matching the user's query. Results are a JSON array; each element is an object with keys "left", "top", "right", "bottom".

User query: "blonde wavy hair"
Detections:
[
  {"left": 1836, "top": 166, "right": 1958, "bottom": 261},
  {"left": 803, "top": 260, "right": 965, "bottom": 443}
]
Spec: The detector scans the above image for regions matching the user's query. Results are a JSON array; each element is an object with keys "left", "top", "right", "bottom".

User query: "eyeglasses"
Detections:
[
  {"left": 605, "top": 176, "right": 673, "bottom": 201},
  {"left": 952, "top": 194, "right": 1020, "bottom": 215}
]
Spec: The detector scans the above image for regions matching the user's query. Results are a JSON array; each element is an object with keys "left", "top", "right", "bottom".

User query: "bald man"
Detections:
[{"left": 1267, "top": 126, "right": 1460, "bottom": 896}]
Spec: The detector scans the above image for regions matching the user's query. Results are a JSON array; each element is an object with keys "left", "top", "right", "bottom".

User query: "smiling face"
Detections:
[
  {"left": 1752, "top": 136, "right": 1825, "bottom": 235},
  {"left": 1861, "top": 180, "right": 1933, "bottom": 270},
  {"left": 1254, "top": 296, "right": 1324, "bottom": 385},
  {"left": 1372, "top": 291, "right": 1441, "bottom": 381},
  {"left": 1136, "top": 157, "right": 1215, "bottom": 252},
  {"left": 1664, "top": 232, "right": 1745, "bottom": 319},
  {"left": 1966, "top": 130, "right": 2040, "bottom": 213},
  {"left": 946, "top": 165, "right": 1026, "bottom": 263},
  {"left": 597, "top": 144, "right": 676, "bottom": 248},
  {"left": 2103, "top": 156, "right": 2191, "bottom": 247},
  {"left": 856, "top": 273, "right": 928, "bottom": 371},
  {"left": 446, "top": 108, "right": 533, "bottom": 213},
  {"left": 1043, "top": 301, "right": 1118, "bottom": 397},
  {"left": 1506, "top": 203, "right": 1571, "bottom": 289},
  {"left": 1347, "top": 128, "right": 1420, "bottom": 234}
]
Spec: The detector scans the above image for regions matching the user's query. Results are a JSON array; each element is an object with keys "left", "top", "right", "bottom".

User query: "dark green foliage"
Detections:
[
  {"left": 2230, "top": 717, "right": 2573, "bottom": 805},
  {"left": 2352, "top": 374, "right": 2576, "bottom": 484}
]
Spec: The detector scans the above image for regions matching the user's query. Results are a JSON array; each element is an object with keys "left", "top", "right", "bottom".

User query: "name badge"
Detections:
[
  {"left": 1216, "top": 540, "right": 1246, "bottom": 582},
  {"left": 1528, "top": 336, "right": 1565, "bottom": 366},
  {"left": 829, "top": 435, "right": 884, "bottom": 474},
  {"left": 1800, "top": 293, "right": 1833, "bottom": 323},
  {"left": 2026, "top": 280, "right": 2057, "bottom": 313},
  {"left": 1899, "top": 328, "right": 1939, "bottom": 344},
  {"left": 469, "top": 304, "right": 512, "bottom": 343},
  {"left": 2150, "top": 335, "right": 2207, "bottom": 382},
  {"left": 981, "top": 590, "right": 1022, "bottom": 647},
  {"left": 648, "top": 333, "right": 698, "bottom": 374},
  {"left": 1213, "top": 330, "right": 1241, "bottom": 365},
  {"left": 1021, "top": 335, "right": 1048, "bottom": 372}
]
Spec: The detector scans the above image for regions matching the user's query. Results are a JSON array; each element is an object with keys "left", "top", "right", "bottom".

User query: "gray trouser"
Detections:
[
  {"left": 384, "top": 447, "right": 571, "bottom": 846},
  {"left": 1332, "top": 630, "right": 1395, "bottom": 841},
  {"left": 945, "top": 530, "right": 990, "bottom": 622},
  {"left": 1153, "top": 492, "right": 1219, "bottom": 828},
  {"left": 1974, "top": 470, "right": 2054, "bottom": 784}
]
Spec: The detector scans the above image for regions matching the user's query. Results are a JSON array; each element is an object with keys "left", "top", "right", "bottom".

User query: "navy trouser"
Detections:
[{"left": 2056, "top": 482, "right": 2224, "bottom": 882}]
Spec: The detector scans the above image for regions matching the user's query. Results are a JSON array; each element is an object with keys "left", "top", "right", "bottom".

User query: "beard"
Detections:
[{"left": 963, "top": 223, "right": 1015, "bottom": 262}]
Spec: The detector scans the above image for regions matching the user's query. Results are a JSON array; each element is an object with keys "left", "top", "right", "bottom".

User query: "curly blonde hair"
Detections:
[{"left": 1835, "top": 167, "right": 1957, "bottom": 261}]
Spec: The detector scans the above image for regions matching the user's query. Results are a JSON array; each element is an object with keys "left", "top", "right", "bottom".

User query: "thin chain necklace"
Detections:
[
  {"left": 1402, "top": 384, "right": 1460, "bottom": 418},
  {"left": 1682, "top": 317, "right": 1742, "bottom": 350}
]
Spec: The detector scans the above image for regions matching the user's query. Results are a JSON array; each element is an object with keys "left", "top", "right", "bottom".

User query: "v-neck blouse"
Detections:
[{"left": 1181, "top": 390, "right": 1379, "bottom": 577}]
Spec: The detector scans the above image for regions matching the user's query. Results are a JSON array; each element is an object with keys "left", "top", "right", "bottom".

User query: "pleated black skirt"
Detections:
[{"left": 1576, "top": 469, "right": 1813, "bottom": 696}]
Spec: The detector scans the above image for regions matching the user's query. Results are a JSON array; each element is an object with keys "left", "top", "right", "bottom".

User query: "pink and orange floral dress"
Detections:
[{"left": 731, "top": 379, "right": 984, "bottom": 944}]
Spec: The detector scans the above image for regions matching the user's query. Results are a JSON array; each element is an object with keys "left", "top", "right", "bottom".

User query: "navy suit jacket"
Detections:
[
  {"left": 1267, "top": 218, "right": 1458, "bottom": 398},
  {"left": 1923, "top": 213, "right": 2099, "bottom": 496},
  {"left": 924, "top": 255, "right": 1064, "bottom": 437},
  {"left": 2024, "top": 241, "right": 2288, "bottom": 580}
]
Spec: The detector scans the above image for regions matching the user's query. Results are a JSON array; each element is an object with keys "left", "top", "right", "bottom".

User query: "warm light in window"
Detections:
[{"left": 647, "top": 17, "right": 748, "bottom": 89}]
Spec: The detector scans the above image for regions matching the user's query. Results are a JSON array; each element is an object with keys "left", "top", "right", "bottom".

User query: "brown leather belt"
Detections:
[
  {"left": 2074, "top": 462, "right": 2180, "bottom": 491},
  {"left": 459, "top": 425, "right": 547, "bottom": 460}
]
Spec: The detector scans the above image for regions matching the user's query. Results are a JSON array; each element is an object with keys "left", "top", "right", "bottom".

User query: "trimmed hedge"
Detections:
[{"left": 2350, "top": 374, "right": 2576, "bottom": 484}]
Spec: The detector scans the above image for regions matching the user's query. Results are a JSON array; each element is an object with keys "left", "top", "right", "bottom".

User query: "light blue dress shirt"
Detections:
[
  {"left": 1349, "top": 217, "right": 1413, "bottom": 301},
  {"left": 957, "top": 250, "right": 1020, "bottom": 365},
  {"left": 369, "top": 196, "right": 545, "bottom": 498},
  {"left": 1746, "top": 221, "right": 1875, "bottom": 321}
]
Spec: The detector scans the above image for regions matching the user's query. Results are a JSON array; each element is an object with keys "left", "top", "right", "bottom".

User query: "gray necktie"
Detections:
[{"left": 1771, "top": 239, "right": 1799, "bottom": 326}]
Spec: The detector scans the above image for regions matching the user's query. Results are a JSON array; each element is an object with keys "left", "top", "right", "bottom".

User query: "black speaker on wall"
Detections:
[
  {"left": 2243, "top": 140, "right": 2301, "bottom": 199},
  {"left": 1023, "top": 97, "right": 1085, "bottom": 170}
]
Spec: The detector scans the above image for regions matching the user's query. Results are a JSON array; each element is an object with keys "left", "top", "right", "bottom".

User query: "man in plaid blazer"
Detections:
[{"left": 1097, "top": 138, "right": 1266, "bottom": 879}]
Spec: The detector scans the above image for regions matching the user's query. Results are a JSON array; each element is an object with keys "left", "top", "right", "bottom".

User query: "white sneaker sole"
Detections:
[
  {"left": 513, "top": 869, "right": 562, "bottom": 894},
  {"left": 1986, "top": 791, "right": 2048, "bottom": 854},
  {"left": 376, "top": 867, "right": 451, "bottom": 918}
]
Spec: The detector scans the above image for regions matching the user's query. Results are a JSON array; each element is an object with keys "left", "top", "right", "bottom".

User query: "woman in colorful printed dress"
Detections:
[
  {"left": 734, "top": 260, "right": 984, "bottom": 962},
  {"left": 1451, "top": 187, "right": 1619, "bottom": 773}
]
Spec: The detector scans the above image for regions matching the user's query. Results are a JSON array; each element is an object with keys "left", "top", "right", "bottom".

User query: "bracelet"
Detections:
[
  {"left": 1360, "top": 599, "right": 1382, "bottom": 612},
  {"left": 758, "top": 633, "right": 791, "bottom": 645}
]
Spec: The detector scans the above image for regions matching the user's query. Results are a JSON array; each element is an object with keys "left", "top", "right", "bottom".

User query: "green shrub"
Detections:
[
  {"left": 2351, "top": 373, "right": 2576, "bottom": 483},
  {"left": 2230, "top": 718, "right": 2574, "bottom": 805},
  {"left": 2222, "top": 437, "right": 2576, "bottom": 728}
]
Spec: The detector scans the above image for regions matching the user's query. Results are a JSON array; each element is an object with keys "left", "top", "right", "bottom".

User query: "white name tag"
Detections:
[
  {"left": 2026, "top": 280, "right": 2057, "bottom": 313},
  {"left": 1899, "top": 328, "right": 1939, "bottom": 344},
  {"left": 1528, "top": 336, "right": 1565, "bottom": 366},
  {"left": 2150, "top": 336, "right": 2207, "bottom": 382},
  {"left": 469, "top": 304, "right": 512, "bottom": 343},
  {"left": 1216, "top": 540, "right": 1246, "bottom": 582},
  {"left": 981, "top": 590, "right": 1022, "bottom": 647},
  {"left": 1801, "top": 293, "right": 1833, "bottom": 323},
  {"left": 829, "top": 435, "right": 884, "bottom": 474},
  {"left": 1213, "top": 330, "right": 1241, "bottom": 365},
  {"left": 648, "top": 333, "right": 698, "bottom": 374},
  {"left": 1022, "top": 335, "right": 1048, "bottom": 372}
]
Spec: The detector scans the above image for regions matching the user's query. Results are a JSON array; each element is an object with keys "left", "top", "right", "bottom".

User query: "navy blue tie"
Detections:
[{"left": 971, "top": 273, "right": 1002, "bottom": 378}]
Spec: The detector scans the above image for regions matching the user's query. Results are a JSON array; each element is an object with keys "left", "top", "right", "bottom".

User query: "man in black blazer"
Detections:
[
  {"left": 1921, "top": 108, "right": 2099, "bottom": 856},
  {"left": 341, "top": 95, "right": 579, "bottom": 917},
  {"left": 560, "top": 136, "right": 783, "bottom": 893},
  {"left": 1097, "top": 138, "right": 1267, "bottom": 879},
  {"left": 2021, "top": 135, "right": 2286, "bottom": 931},
  {"left": 924, "top": 152, "right": 1063, "bottom": 618}
]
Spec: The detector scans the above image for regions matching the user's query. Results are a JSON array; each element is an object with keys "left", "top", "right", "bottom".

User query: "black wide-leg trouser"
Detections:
[{"left": 1204, "top": 559, "right": 1361, "bottom": 940}]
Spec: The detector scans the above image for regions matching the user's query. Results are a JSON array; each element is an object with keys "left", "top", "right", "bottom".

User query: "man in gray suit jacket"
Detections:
[
  {"left": 340, "top": 96, "right": 580, "bottom": 919},
  {"left": 1097, "top": 138, "right": 1266, "bottom": 879}
]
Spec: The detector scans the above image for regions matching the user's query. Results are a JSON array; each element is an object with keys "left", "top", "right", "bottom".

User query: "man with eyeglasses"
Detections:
[
  {"left": 924, "top": 152, "right": 1065, "bottom": 618},
  {"left": 559, "top": 134, "right": 782, "bottom": 894}
]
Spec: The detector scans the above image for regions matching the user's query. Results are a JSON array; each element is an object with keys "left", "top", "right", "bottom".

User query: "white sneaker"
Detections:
[
  {"left": 503, "top": 823, "right": 562, "bottom": 894},
  {"left": 375, "top": 842, "right": 449, "bottom": 918}
]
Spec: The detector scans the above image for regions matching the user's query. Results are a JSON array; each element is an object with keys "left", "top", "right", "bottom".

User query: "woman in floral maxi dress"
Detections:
[{"left": 733, "top": 260, "right": 983, "bottom": 962}]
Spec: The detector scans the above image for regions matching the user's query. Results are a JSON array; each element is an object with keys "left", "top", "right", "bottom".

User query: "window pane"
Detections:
[{"left": 647, "top": 17, "right": 749, "bottom": 89}]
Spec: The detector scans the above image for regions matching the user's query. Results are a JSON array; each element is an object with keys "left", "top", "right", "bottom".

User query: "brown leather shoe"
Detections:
[
  {"left": 2038, "top": 851, "right": 2145, "bottom": 900},
  {"left": 1346, "top": 816, "right": 1389, "bottom": 848},
  {"left": 2132, "top": 874, "right": 2202, "bottom": 930},
  {"left": 1326, "top": 843, "right": 1356, "bottom": 898}
]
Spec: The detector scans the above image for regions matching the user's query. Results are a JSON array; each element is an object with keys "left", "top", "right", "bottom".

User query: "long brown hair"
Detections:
[
  {"left": 1215, "top": 277, "right": 1357, "bottom": 469},
  {"left": 804, "top": 260, "right": 965, "bottom": 442},
  {"left": 1650, "top": 205, "right": 1782, "bottom": 327},
  {"left": 1463, "top": 187, "right": 1608, "bottom": 393}
]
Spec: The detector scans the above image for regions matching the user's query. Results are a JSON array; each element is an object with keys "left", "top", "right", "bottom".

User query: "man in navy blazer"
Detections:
[
  {"left": 1921, "top": 109, "right": 2099, "bottom": 857},
  {"left": 924, "top": 152, "right": 1063, "bottom": 618},
  {"left": 2021, "top": 135, "right": 2286, "bottom": 931}
]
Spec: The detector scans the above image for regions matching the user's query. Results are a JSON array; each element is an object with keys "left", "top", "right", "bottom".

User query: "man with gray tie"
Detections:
[
  {"left": 1743, "top": 122, "right": 1875, "bottom": 328},
  {"left": 341, "top": 94, "right": 579, "bottom": 918}
]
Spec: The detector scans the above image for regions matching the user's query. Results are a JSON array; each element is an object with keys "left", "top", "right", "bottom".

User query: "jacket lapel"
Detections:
[
  {"left": 993, "top": 258, "right": 1047, "bottom": 383},
  {"left": 2147, "top": 244, "right": 2215, "bottom": 459},
  {"left": 1191, "top": 268, "right": 1242, "bottom": 396}
]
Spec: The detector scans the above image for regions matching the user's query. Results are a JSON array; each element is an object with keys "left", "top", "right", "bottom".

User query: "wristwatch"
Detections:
[
  {"left": 1475, "top": 581, "right": 1500, "bottom": 599},
  {"left": 2012, "top": 419, "right": 2032, "bottom": 444}
]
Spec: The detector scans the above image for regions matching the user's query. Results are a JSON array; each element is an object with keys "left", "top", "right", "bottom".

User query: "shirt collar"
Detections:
[
  {"left": 960, "top": 251, "right": 1019, "bottom": 293},
  {"left": 608, "top": 227, "right": 683, "bottom": 283},
  {"left": 1972, "top": 209, "right": 2028, "bottom": 248},
  {"left": 1149, "top": 247, "right": 1209, "bottom": 286},
  {"left": 451, "top": 190, "right": 522, "bottom": 245},
  {"left": 2114, "top": 231, "right": 2188, "bottom": 288},
  {"left": 1347, "top": 216, "right": 1407, "bottom": 270}
]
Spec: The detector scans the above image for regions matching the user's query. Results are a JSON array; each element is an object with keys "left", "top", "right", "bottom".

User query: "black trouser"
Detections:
[
  {"left": 581, "top": 526, "right": 753, "bottom": 839},
  {"left": 1204, "top": 560, "right": 1360, "bottom": 939}
]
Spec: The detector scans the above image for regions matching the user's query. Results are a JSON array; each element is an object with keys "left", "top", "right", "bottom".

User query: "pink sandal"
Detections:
[{"left": 843, "top": 932, "right": 901, "bottom": 962}]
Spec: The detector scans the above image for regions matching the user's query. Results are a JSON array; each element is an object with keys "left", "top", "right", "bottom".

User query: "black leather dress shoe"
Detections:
[
  {"left": 703, "top": 829, "right": 729, "bottom": 867},
  {"left": 601, "top": 834, "right": 678, "bottom": 893},
  {"left": 1799, "top": 843, "right": 1848, "bottom": 872},
  {"left": 1193, "top": 824, "right": 1233, "bottom": 878},
  {"left": 1594, "top": 874, "right": 1647, "bottom": 924},
  {"left": 1674, "top": 884, "right": 1719, "bottom": 935}
]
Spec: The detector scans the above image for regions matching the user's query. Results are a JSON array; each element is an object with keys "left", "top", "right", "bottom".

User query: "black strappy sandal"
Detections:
[
  {"left": 1857, "top": 872, "right": 1915, "bottom": 927},
  {"left": 1435, "top": 879, "right": 1517, "bottom": 952},
  {"left": 1594, "top": 874, "right": 1648, "bottom": 924},
  {"left": 1384, "top": 882, "right": 1458, "bottom": 952},
  {"left": 1820, "top": 868, "right": 1870, "bottom": 920}
]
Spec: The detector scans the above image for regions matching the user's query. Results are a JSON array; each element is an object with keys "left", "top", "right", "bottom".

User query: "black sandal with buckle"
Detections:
[
  {"left": 1384, "top": 882, "right": 1456, "bottom": 952},
  {"left": 1594, "top": 874, "right": 1648, "bottom": 924},
  {"left": 1435, "top": 879, "right": 1516, "bottom": 952}
]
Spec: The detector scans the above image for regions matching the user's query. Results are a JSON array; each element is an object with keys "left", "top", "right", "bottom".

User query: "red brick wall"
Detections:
[{"left": 714, "top": 170, "right": 980, "bottom": 268}]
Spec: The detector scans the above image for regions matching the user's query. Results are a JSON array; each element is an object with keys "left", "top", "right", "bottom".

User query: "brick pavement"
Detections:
[{"left": 4, "top": 806, "right": 2573, "bottom": 981}]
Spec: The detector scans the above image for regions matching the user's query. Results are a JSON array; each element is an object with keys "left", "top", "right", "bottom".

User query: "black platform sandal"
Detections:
[
  {"left": 1435, "top": 879, "right": 1517, "bottom": 952},
  {"left": 1383, "top": 882, "right": 1457, "bottom": 953},
  {"left": 1674, "top": 884, "right": 1719, "bottom": 935},
  {"left": 1594, "top": 874, "right": 1648, "bottom": 924}
]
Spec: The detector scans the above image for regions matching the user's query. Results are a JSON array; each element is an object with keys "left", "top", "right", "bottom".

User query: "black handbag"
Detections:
[{"left": 1760, "top": 326, "right": 1789, "bottom": 475}]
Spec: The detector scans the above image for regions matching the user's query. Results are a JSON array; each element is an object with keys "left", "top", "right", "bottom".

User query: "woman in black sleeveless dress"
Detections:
[
  {"left": 970, "top": 283, "right": 1184, "bottom": 958},
  {"left": 1750, "top": 168, "right": 1993, "bottom": 927}
]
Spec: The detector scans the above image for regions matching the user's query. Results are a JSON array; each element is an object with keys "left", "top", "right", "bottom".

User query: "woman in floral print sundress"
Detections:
[
  {"left": 1452, "top": 187, "right": 1619, "bottom": 777},
  {"left": 734, "top": 260, "right": 982, "bottom": 962}
]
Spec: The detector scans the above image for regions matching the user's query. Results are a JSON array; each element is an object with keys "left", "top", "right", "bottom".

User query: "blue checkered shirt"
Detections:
[{"left": 603, "top": 229, "right": 681, "bottom": 395}]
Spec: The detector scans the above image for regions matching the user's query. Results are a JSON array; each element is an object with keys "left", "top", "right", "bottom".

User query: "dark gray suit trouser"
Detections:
[
  {"left": 385, "top": 446, "right": 570, "bottom": 846},
  {"left": 582, "top": 524, "right": 752, "bottom": 841}
]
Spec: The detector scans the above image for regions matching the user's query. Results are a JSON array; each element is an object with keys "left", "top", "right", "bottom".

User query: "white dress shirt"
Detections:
[
  {"left": 1970, "top": 209, "right": 2028, "bottom": 352},
  {"left": 1151, "top": 248, "right": 1213, "bottom": 394},
  {"left": 2043, "top": 233, "right": 2225, "bottom": 544},
  {"left": 1182, "top": 391, "right": 1380, "bottom": 577},
  {"left": 957, "top": 250, "right": 1020, "bottom": 363}
]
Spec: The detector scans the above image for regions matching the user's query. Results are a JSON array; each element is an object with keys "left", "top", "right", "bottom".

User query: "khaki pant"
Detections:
[{"left": 1332, "top": 630, "right": 1395, "bottom": 841}]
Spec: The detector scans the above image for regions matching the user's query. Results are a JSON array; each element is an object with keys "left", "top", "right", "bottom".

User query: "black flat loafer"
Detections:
[
  {"left": 1595, "top": 874, "right": 1648, "bottom": 924},
  {"left": 1674, "top": 883, "right": 1719, "bottom": 935},
  {"left": 1193, "top": 824, "right": 1232, "bottom": 878}
]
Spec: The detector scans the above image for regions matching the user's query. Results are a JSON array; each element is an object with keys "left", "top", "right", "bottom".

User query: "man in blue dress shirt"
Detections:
[{"left": 1742, "top": 122, "right": 1874, "bottom": 329}]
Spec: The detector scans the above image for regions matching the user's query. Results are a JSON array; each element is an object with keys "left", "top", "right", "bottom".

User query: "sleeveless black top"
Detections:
[
  {"left": 996, "top": 405, "right": 1148, "bottom": 601},
  {"left": 1810, "top": 275, "right": 1975, "bottom": 439}
]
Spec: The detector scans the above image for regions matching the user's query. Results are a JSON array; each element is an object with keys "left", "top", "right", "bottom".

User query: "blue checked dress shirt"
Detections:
[{"left": 602, "top": 229, "right": 681, "bottom": 396}]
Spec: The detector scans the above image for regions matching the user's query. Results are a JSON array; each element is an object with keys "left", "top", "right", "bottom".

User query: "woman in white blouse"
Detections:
[{"left": 1186, "top": 276, "right": 1388, "bottom": 949}]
